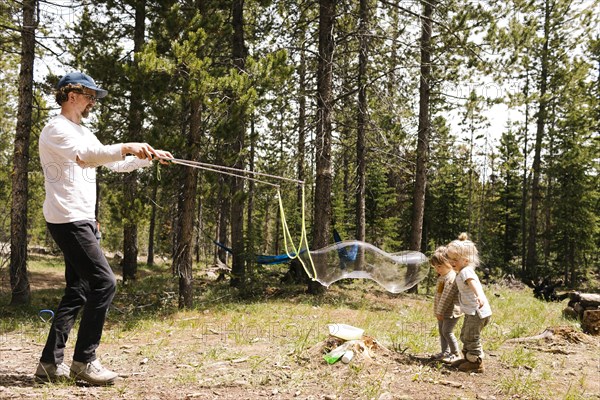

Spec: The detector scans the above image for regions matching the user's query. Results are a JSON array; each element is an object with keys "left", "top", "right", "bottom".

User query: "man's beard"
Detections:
[{"left": 81, "top": 106, "right": 92, "bottom": 118}]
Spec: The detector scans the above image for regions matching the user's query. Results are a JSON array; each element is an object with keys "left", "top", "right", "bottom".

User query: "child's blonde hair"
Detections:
[
  {"left": 429, "top": 245, "right": 449, "bottom": 267},
  {"left": 447, "top": 232, "right": 480, "bottom": 267}
]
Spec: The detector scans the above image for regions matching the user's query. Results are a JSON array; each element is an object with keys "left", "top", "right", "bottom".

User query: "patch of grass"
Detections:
[
  {"left": 2, "top": 256, "right": 572, "bottom": 355},
  {"left": 488, "top": 285, "right": 574, "bottom": 335},
  {"left": 559, "top": 373, "right": 594, "bottom": 400},
  {"left": 325, "top": 361, "right": 389, "bottom": 399},
  {"left": 497, "top": 370, "right": 543, "bottom": 398},
  {"left": 480, "top": 284, "right": 577, "bottom": 354},
  {"left": 200, "top": 345, "right": 230, "bottom": 362},
  {"left": 500, "top": 346, "right": 538, "bottom": 369},
  {"left": 174, "top": 368, "right": 199, "bottom": 385},
  {"left": 562, "top": 389, "right": 589, "bottom": 400},
  {"left": 562, "top": 384, "right": 591, "bottom": 400}
]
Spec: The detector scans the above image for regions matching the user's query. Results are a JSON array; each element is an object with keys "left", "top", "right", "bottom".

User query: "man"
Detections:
[{"left": 35, "top": 71, "right": 172, "bottom": 386}]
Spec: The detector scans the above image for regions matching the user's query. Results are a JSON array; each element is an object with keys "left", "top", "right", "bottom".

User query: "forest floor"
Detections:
[{"left": 0, "top": 255, "right": 599, "bottom": 400}]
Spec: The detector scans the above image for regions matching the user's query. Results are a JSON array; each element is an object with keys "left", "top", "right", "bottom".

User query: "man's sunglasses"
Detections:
[{"left": 71, "top": 90, "right": 97, "bottom": 102}]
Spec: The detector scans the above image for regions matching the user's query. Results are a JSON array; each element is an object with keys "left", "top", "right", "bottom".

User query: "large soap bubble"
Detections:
[{"left": 297, "top": 240, "right": 430, "bottom": 293}]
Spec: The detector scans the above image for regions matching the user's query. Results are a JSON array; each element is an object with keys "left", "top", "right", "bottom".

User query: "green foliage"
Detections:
[
  {"left": 26, "top": 91, "right": 49, "bottom": 245},
  {"left": 0, "top": 1, "right": 20, "bottom": 244},
  {"left": 0, "top": 62, "right": 18, "bottom": 244},
  {"left": 426, "top": 117, "right": 471, "bottom": 247},
  {"left": 480, "top": 127, "right": 524, "bottom": 276},
  {"left": 546, "top": 57, "right": 599, "bottom": 286},
  {"left": 2, "top": 0, "right": 598, "bottom": 297}
]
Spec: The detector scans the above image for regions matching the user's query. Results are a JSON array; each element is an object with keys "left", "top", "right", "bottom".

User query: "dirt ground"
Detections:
[{"left": 1, "top": 266, "right": 599, "bottom": 399}]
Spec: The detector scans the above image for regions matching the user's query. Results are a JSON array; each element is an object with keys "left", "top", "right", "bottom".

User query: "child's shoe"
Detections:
[
  {"left": 429, "top": 351, "right": 448, "bottom": 360},
  {"left": 442, "top": 353, "right": 460, "bottom": 364},
  {"left": 458, "top": 359, "right": 484, "bottom": 373}
]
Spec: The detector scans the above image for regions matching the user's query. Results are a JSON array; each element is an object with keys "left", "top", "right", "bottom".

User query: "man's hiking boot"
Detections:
[
  {"left": 34, "top": 362, "right": 71, "bottom": 383},
  {"left": 70, "top": 359, "right": 118, "bottom": 386}
]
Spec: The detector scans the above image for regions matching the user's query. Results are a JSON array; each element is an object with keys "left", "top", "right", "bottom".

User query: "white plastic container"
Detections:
[
  {"left": 341, "top": 350, "right": 354, "bottom": 364},
  {"left": 328, "top": 323, "right": 364, "bottom": 340}
]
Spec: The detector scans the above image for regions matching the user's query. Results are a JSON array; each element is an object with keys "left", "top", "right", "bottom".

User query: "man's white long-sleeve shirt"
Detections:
[{"left": 39, "top": 114, "right": 151, "bottom": 224}]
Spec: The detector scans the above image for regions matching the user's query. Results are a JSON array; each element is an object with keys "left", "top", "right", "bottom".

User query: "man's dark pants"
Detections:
[{"left": 41, "top": 220, "right": 116, "bottom": 364}]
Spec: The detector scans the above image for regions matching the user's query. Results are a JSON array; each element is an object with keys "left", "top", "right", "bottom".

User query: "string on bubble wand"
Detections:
[
  {"left": 160, "top": 157, "right": 318, "bottom": 280},
  {"left": 168, "top": 158, "right": 282, "bottom": 188}
]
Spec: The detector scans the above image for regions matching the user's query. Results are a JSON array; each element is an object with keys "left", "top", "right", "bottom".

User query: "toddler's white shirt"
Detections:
[{"left": 456, "top": 266, "right": 492, "bottom": 318}]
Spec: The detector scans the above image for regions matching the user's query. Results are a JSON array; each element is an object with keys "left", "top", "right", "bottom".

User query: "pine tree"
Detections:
[
  {"left": 495, "top": 127, "right": 523, "bottom": 271},
  {"left": 228, "top": 0, "right": 248, "bottom": 288},
  {"left": 426, "top": 117, "right": 470, "bottom": 246},
  {"left": 10, "top": 0, "right": 37, "bottom": 305},
  {"left": 0, "top": 1, "right": 20, "bottom": 252},
  {"left": 310, "top": 0, "right": 336, "bottom": 294},
  {"left": 122, "top": 0, "right": 147, "bottom": 282},
  {"left": 410, "top": 0, "right": 435, "bottom": 256},
  {"left": 546, "top": 56, "right": 598, "bottom": 286},
  {"left": 488, "top": 0, "right": 597, "bottom": 282}
]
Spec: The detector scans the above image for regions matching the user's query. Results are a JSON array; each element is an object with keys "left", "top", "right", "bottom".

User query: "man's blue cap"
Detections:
[{"left": 56, "top": 72, "right": 108, "bottom": 99}]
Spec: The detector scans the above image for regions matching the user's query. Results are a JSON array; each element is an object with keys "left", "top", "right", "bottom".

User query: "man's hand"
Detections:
[
  {"left": 121, "top": 143, "right": 157, "bottom": 160},
  {"left": 76, "top": 155, "right": 90, "bottom": 168},
  {"left": 122, "top": 143, "right": 174, "bottom": 164},
  {"left": 154, "top": 149, "right": 174, "bottom": 165}
]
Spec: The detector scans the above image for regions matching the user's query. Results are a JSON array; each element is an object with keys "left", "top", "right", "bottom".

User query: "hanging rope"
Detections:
[
  {"left": 277, "top": 185, "right": 317, "bottom": 280},
  {"left": 159, "top": 156, "right": 317, "bottom": 280}
]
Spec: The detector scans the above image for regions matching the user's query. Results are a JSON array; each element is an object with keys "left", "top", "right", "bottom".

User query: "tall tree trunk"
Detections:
[
  {"left": 146, "top": 166, "right": 158, "bottom": 267},
  {"left": 311, "top": 0, "right": 336, "bottom": 294},
  {"left": 10, "top": 0, "right": 36, "bottom": 305},
  {"left": 503, "top": 167, "right": 512, "bottom": 264},
  {"left": 297, "top": 46, "right": 307, "bottom": 206},
  {"left": 408, "top": 0, "right": 434, "bottom": 293},
  {"left": 195, "top": 178, "right": 203, "bottom": 264},
  {"left": 520, "top": 69, "right": 530, "bottom": 275},
  {"left": 526, "top": 0, "right": 550, "bottom": 277},
  {"left": 410, "top": 0, "right": 434, "bottom": 253},
  {"left": 355, "top": 0, "right": 369, "bottom": 244},
  {"left": 410, "top": 0, "right": 434, "bottom": 252},
  {"left": 217, "top": 176, "right": 230, "bottom": 268},
  {"left": 543, "top": 118, "right": 556, "bottom": 265},
  {"left": 295, "top": 43, "right": 307, "bottom": 285},
  {"left": 354, "top": 0, "right": 370, "bottom": 271},
  {"left": 467, "top": 125, "right": 474, "bottom": 234},
  {"left": 123, "top": 0, "right": 146, "bottom": 281},
  {"left": 568, "top": 242, "right": 576, "bottom": 288},
  {"left": 175, "top": 98, "right": 202, "bottom": 308},
  {"left": 477, "top": 136, "right": 489, "bottom": 241},
  {"left": 229, "top": 0, "right": 247, "bottom": 288},
  {"left": 296, "top": 44, "right": 308, "bottom": 258},
  {"left": 341, "top": 133, "right": 351, "bottom": 223},
  {"left": 246, "top": 116, "right": 256, "bottom": 271}
]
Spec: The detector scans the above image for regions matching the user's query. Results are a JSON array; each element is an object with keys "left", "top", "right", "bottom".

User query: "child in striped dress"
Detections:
[{"left": 430, "top": 246, "right": 462, "bottom": 363}]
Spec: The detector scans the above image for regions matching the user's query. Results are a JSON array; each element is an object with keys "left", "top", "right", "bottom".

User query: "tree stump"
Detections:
[{"left": 581, "top": 310, "right": 600, "bottom": 336}]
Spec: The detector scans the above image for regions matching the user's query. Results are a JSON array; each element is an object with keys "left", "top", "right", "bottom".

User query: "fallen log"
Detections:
[{"left": 578, "top": 293, "right": 600, "bottom": 308}]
